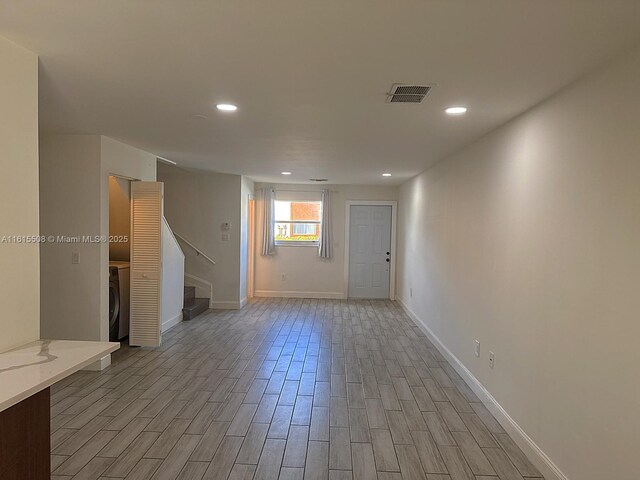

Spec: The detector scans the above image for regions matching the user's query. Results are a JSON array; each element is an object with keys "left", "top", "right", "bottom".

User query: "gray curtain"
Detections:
[
  {"left": 261, "top": 187, "right": 275, "bottom": 256},
  {"left": 318, "top": 189, "right": 333, "bottom": 258}
]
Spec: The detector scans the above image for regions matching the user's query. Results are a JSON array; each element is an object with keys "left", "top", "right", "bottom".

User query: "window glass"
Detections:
[{"left": 274, "top": 200, "right": 321, "bottom": 244}]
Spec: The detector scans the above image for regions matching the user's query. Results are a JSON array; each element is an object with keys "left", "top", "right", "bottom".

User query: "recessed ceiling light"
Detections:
[
  {"left": 216, "top": 103, "right": 238, "bottom": 112},
  {"left": 382, "top": 173, "right": 392, "bottom": 177},
  {"left": 445, "top": 106, "right": 467, "bottom": 115},
  {"left": 281, "top": 171, "right": 292, "bottom": 175}
]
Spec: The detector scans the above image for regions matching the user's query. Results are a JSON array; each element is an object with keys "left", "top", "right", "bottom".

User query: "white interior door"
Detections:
[
  {"left": 129, "top": 181, "right": 163, "bottom": 347},
  {"left": 348, "top": 205, "right": 392, "bottom": 299}
]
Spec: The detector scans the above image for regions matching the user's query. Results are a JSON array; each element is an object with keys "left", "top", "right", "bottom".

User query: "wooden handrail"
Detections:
[{"left": 173, "top": 232, "right": 216, "bottom": 265}]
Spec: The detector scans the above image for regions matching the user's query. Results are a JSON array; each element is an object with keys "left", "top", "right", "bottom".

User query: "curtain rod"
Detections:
[{"left": 272, "top": 189, "right": 325, "bottom": 193}]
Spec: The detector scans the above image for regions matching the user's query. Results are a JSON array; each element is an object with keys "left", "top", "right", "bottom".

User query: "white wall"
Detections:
[
  {"left": 0, "top": 36, "right": 39, "bottom": 352},
  {"left": 239, "top": 176, "right": 255, "bottom": 305},
  {"left": 396, "top": 47, "right": 640, "bottom": 480},
  {"left": 40, "top": 135, "right": 156, "bottom": 350},
  {"left": 254, "top": 183, "right": 398, "bottom": 298},
  {"left": 161, "top": 219, "right": 185, "bottom": 332},
  {"left": 158, "top": 163, "right": 243, "bottom": 308},
  {"left": 40, "top": 135, "right": 102, "bottom": 341}
]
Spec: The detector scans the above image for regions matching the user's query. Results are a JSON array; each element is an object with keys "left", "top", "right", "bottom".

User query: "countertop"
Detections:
[{"left": 0, "top": 339, "right": 120, "bottom": 412}]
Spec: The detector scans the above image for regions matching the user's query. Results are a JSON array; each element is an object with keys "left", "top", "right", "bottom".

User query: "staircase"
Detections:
[{"left": 182, "top": 286, "right": 209, "bottom": 320}]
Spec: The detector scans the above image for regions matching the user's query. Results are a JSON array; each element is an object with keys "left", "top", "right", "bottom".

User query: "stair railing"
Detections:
[{"left": 174, "top": 233, "right": 216, "bottom": 265}]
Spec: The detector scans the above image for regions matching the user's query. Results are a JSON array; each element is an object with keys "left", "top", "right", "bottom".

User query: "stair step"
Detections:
[
  {"left": 184, "top": 286, "right": 196, "bottom": 303},
  {"left": 182, "top": 297, "right": 208, "bottom": 321}
]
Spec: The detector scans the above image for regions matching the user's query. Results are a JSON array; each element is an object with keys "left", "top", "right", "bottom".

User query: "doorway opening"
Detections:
[
  {"left": 108, "top": 175, "right": 131, "bottom": 342},
  {"left": 247, "top": 194, "right": 255, "bottom": 299}
]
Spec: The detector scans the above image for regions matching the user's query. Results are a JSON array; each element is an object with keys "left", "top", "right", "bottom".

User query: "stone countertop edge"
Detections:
[{"left": 0, "top": 339, "right": 120, "bottom": 412}]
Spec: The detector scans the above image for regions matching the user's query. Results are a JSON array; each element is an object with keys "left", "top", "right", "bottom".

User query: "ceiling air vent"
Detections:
[
  {"left": 386, "top": 84, "right": 433, "bottom": 103},
  {"left": 309, "top": 178, "right": 328, "bottom": 182}
]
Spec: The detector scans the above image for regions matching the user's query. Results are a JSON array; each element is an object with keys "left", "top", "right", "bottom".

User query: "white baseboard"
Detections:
[
  {"left": 396, "top": 296, "right": 567, "bottom": 480},
  {"left": 211, "top": 300, "right": 242, "bottom": 310},
  {"left": 161, "top": 312, "right": 183, "bottom": 333},
  {"left": 240, "top": 297, "right": 248, "bottom": 308},
  {"left": 83, "top": 354, "right": 111, "bottom": 371},
  {"left": 254, "top": 290, "right": 345, "bottom": 299}
]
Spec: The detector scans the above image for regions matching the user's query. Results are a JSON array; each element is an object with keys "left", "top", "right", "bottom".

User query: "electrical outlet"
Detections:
[
  {"left": 474, "top": 340, "right": 480, "bottom": 358},
  {"left": 281, "top": 273, "right": 287, "bottom": 281},
  {"left": 71, "top": 252, "right": 80, "bottom": 264},
  {"left": 489, "top": 351, "right": 495, "bottom": 369},
  {"left": 221, "top": 232, "right": 230, "bottom": 241}
]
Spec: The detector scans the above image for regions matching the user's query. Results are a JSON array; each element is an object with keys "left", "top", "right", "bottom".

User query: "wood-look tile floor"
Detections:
[{"left": 50, "top": 298, "right": 545, "bottom": 480}]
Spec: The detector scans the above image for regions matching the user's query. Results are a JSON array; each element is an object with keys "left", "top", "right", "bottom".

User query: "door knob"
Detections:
[
  {"left": 386, "top": 258, "right": 390, "bottom": 262},
  {"left": 386, "top": 252, "right": 390, "bottom": 255}
]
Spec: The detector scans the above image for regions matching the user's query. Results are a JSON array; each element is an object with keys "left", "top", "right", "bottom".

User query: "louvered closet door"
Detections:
[{"left": 130, "top": 181, "right": 163, "bottom": 347}]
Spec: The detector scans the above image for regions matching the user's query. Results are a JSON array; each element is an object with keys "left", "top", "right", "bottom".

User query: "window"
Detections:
[
  {"left": 275, "top": 199, "right": 321, "bottom": 245},
  {"left": 292, "top": 223, "right": 317, "bottom": 235}
]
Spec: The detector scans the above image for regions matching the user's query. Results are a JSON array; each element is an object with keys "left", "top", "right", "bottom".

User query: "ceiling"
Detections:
[{"left": 1, "top": 1, "right": 639, "bottom": 185}]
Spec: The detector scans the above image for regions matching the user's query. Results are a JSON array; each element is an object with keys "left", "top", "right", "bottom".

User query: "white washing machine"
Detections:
[{"left": 109, "top": 261, "right": 130, "bottom": 340}]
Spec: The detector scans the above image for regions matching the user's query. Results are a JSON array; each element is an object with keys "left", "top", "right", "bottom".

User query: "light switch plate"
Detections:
[
  {"left": 71, "top": 252, "right": 80, "bottom": 264},
  {"left": 221, "top": 233, "right": 230, "bottom": 241}
]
